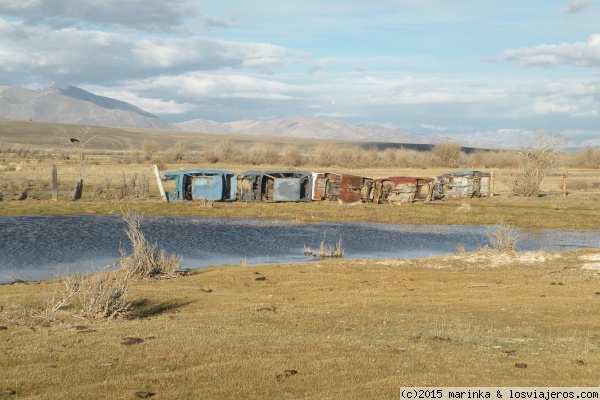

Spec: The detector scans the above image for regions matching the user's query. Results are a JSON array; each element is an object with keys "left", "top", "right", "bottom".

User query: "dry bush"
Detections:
[
  {"left": 80, "top": 271, "right": 132, "bottom": 319},
  {"left": 564, "top": 179, "right": 590, "bottom": 191},
  {"left": 243, "top": 142, "right": 280, "bottom": 165},
  {"left": 93, "top": 178, "right": 113, "bottom": 197},
  {"left": 120, "top": 210, "right": 182, "bottom": 278},
  {"left": 314, "top": 143, "right": 339, "bottom": 167},
  {"left": 282, "top": 144, "right": 305, "bottom": 167},
  {"left": 154, "top": 159, "right": 167, "bottom": 171},
  {"left": 119, "top": 172, "right": 151, "bottom": 199},
  {"left": 47, "top": 272, "right": 82, "bottom": 313},
  {"left": 486, "top": 219, "right": 520, "bottom": 252},
  {"left": 392, "top": 148, "right": 426, "bottom": 168},
  {"left": 143, "top": 141, "right": 159, "bottom": 161},
  {"left": 432, "top": 141, "right": 463, "bottom": 167},
  {"left": 47, "top": 269, "right": 132, "bottom": 319},
  {"left": 508, "top": 131, "right": 567, "bottom": 197},
  {"left": 166, "top": 140, "right": 187, "bottom": 162},
  {"left": 567, "top": 145, "right": 600, "bottom": 168}
]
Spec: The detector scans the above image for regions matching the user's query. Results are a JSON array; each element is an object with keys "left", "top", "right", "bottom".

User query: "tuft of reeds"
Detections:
[
  {"left": 318, "top": 235, "right": 344, "bottom": 258},
  {"left": 303, "top": 244, "right": 313, "bottom": 255}
]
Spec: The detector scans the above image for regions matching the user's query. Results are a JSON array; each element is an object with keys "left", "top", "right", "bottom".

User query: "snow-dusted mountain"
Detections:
[
  {"left": 177, "top": 115, "right": 440, "bottom": 145},
  {"left": 0, "top": 83, "right": 178, "bottom": 130}
]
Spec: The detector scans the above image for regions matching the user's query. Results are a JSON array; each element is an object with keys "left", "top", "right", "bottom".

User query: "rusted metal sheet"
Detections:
[
  {"left": 237, "top": 170, "right": 312, "bottom": 202},
  {"left": 162, "top": 170, "right": 237, "bottom": 202},
  {"left": 311, "top": 172, "right": 374, "bottom": 203},
  {"left": 433, "top": 170, "right": 492, "bottom": 199},
  {"left": 371, "top": 176, "right": 434, "bottom": 203}
]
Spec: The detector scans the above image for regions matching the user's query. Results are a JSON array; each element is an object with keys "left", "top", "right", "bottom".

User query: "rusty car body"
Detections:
[
  {"left": 433, "top": 170, "right": 492, "bottom": 199},
  {"left": 371, "top": 176, "right": 434, "bottom": 203},
  {"left": 237, "top": 170, "right": 312, "bottom": 202},
  {"left": 311, "top": 172, "right": 374, "bottom": 203},
  {"left": 162, "top": 170, "right": 237, "bottom": 202}
]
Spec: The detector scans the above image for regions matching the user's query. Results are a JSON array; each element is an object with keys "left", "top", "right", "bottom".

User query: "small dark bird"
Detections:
[{"left": 69, "top": 138, "right": 80, "bottom": 143}]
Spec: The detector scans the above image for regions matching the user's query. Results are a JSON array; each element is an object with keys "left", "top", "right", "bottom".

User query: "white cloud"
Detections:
[
  {"left": 99, "top": 90, "right": 196, "bottom": 114},
  {"left": 127, "top": 73, "right": 301, "bottom": 101},
  {"left": 504, "top": 34, "right": 600, "bottom": 68}
]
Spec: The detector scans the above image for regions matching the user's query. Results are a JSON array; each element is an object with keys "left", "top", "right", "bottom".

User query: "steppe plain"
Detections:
[{"left": 1, "top": 121, "right": 599, "bottom": 399}]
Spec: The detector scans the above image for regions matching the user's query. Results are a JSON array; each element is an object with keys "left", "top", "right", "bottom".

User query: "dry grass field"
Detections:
[
  {"left": 1, "top": 249, "right": 600, "bottom": 399},
  {"left": 1, "top": 120, "right": 600, "bottom": 398}
]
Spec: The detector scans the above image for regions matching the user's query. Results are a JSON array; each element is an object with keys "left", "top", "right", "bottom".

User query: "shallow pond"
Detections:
[{"left": 0, "top": 215, "right": 598, "bottom": 283}]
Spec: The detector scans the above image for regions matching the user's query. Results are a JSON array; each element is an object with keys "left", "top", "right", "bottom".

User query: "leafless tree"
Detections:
[{"left": 508, "top": 131, "right": 568, "bottom": 197}]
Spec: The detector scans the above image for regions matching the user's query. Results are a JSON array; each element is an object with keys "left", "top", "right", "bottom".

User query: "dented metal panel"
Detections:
[
  {"left": 311, "top": 172, "right": 374, "bottom": 203},
  {"left": 433, "top": 170, "right": 492, "bottom": 199},
  {"left": 237, "top": 170, "right": 312, "bottom": 202},
  {"left": 372, "top": 176, "right": 434, "bottom": 203},
  {"left": 162, "top": 170, "right": 237, "bottom": 202}
]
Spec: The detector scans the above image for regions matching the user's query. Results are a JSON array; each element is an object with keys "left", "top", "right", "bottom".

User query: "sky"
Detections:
[{"left": 1, "top": 0, "right": 599, "bottom": 138}]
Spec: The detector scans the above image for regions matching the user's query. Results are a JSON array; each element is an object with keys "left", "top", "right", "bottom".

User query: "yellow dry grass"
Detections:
[{"left": 2, "top": 249, "right": 600, "bottom": 399}]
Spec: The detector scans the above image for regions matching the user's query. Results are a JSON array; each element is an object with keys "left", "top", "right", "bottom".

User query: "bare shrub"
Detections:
[
  {"left": 464, "top": 149, "right": 520, "bottom": 169},
  {"left": 47, "top": 269, "right": 132, "bottom": 319},
  {"left": 282, "top": 144, "right": 304, "bottom": 167},
  {"left": 203, "top": 149, "right": 220, "bottom": 163},
  {"left": 395, "top": 148, "right": 429, "bottom": 168},
  {"left": 120, "top": 172, "right": 137, "bottom": 198},
  {"left": 94, "top": 178, "right": 113, "bottom": 197},
  {"left": 487, "top": 219, "right": 520, "bottom": 252},
  {"left": 564, "top": 179, "right": 590, "bottom": 191},
  {"left": 567, "top": 145, "right": 600, "bottom": 168},
  {"left": 154, "top": 159, "right": 167, "bottom": 171},
  {"left": 120, "top": 210, "right": 182, "bottom": 278},
  {"left": 143, "top": 141, "right": 159, "bottom": 161},
  {"left": 243, "top": 143, "right": 280, "bottom": 165},
  {"left": 137, "top": 172, "right": 151, "bottom": 199},
  {"left": 508, "top": 131, "right": 567, "bottom": 197},
  {"left": 47, "top": 273, "right": 82, "bottom": 313},
  {"left": 381, "top": 148, "right": 397, "bottom": 164},
  {"left": 80, "top": 271, "right": 132, "bottom": 319},
  {"left": 167, "top": 140, "right": 187, "bottom": 162},
  {"left": 432, "top": 141, "right": 463, "bottom": 167},
  {"left": 315, "top": 144, "right": 339, "bottom": 167},
  {"left": 217, "top": 139, "right": 237, "bottom": 162}
]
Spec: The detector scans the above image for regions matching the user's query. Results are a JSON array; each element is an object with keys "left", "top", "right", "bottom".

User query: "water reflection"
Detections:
[{"left": 0, "top": 215, "right": 598, "bottom": 283}]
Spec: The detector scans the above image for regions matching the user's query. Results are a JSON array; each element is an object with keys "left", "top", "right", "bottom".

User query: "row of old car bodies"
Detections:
[{"left": 161, "top": 170, "right": 492, "bottom": 204}]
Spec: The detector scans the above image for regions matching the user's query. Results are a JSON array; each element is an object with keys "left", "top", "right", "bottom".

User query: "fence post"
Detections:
[
  {"left": 562, "top": 173, "right": 568, "bottom": 197},
  {"left": 489, "top": 171, "right": 495, "bottom": 197},
  {"left": 153, "top": 165, "right": 167, "bottom": 202},
  {"left": 52, "top": 164, "right": 58, "bottom": 201}
]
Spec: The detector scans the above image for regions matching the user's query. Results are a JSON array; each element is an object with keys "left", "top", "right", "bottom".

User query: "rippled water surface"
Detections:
[{"left": 1, "top": 215, "right": 598, "bottom": 283}]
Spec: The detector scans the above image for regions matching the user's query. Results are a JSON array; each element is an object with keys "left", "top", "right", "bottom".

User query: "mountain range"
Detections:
[{"left": 0, "top": 82, "right": 596, "bottom": 150}]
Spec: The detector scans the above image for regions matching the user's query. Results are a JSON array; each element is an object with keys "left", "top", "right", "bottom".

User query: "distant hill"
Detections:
[
  {"left": 176, "top": 115, "right": 440, "bottom": 145},
  {"left": 0, "top": 83, "right": 178, "bottom": 130},
  {"left": 1, "top": 83, "right": 595, "bottom": 150}
]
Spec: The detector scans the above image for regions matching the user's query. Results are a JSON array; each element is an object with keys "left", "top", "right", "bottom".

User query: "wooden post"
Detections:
[
  {"left": 489, "top": 171, "right": 495, "bottom": 197},
  {"left": 71, "top": 179, "right": 83, "bottom": 201},
  {"left": 426, "top": 182, "right": 434, "bottom": 202},
  {"left": 52, "top": 164, "right": 58, "bottom": 201},
  {"left": 153, "top": 165, "right": 167, "bottom": 202},
  {"left": 562, "top": 173, "right": 568, "bottom": 197}
]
